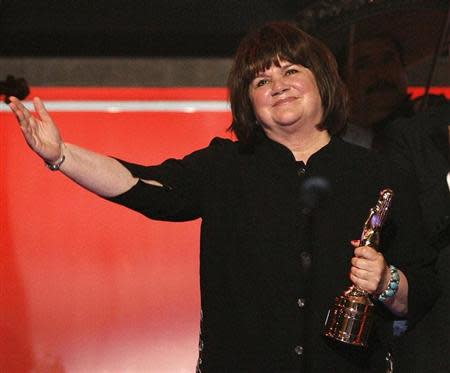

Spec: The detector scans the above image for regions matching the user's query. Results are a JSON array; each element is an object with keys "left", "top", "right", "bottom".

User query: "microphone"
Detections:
[
  {"left": 0, "top": 75, "right": 30, "bottom": 104},
  {"left": 300, "top": 176, "right": 331, "bottom": 214}
]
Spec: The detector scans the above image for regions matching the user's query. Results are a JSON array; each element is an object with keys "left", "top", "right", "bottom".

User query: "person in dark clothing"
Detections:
[
  {"left": 381, "top": 104, "right": 449, "bottom": 251},
  {"left": 8, "top": 22, "right": 438, "bottom": 372},
  {"left": 338, "top": 35, "right": 414, "bottom": 149},
  {"left": 336, "top": 28, "right": 450, "bottom": 371},
  {"left": 378, "top": 103, "right": 450, "bottom": 373},
  {"left": 339, "top": 34, "right": 448, "bottom": 150}
]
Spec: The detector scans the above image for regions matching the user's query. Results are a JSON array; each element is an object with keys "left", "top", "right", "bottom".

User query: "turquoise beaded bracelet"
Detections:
[{"left": 377, "top": 265, "right": 400, "bottom": 302}]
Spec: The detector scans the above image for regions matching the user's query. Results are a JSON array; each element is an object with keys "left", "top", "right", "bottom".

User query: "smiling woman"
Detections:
[
  {"left": 5, "top": 21, "right": 439, "bottom": 372},
  {"left": 248, "top": 61, "right": 325, "bottom": 161},
  {"left": 228, "top": 22, "right": 348, "bottom": 149}
]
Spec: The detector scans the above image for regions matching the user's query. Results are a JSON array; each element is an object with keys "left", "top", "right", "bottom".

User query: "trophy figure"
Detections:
[{"left": 323, "top": 189, "right": 394, "bottom": 347}]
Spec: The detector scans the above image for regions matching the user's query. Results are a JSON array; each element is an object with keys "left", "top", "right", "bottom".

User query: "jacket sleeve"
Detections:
[{"left": 105, "top": 137, "right": 232, "bottom": 222}]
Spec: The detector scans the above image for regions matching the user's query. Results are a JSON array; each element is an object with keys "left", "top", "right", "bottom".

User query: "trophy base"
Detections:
[{"left": 324, "top": 286, "right": 374, "bottom": 347}]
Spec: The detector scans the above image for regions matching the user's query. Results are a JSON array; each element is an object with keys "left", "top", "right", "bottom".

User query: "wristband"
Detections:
[{"left": 377, "top": 265, "right": 400, "bottom": 302}]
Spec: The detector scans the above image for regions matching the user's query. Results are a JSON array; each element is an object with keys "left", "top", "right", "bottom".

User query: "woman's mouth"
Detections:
[{"left": 273, "top": 96, "right": 298, "bottom": 107}]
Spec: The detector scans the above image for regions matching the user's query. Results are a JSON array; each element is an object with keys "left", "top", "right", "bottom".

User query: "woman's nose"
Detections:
[{"left": 271, "top": 77, "right": 289, "bottom": 96}]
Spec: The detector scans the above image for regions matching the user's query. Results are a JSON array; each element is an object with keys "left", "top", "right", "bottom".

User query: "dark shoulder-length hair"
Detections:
[{"left": 228, "top": 21, "right": 348, "bottom": 145}]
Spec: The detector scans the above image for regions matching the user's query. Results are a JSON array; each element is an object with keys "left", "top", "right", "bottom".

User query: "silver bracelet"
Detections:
[
  {"left": 377, "top": 265, "right": 400, "bottom": 302},
  {"left": 45, "top": 152, "right": 65, "bottom": 171}
]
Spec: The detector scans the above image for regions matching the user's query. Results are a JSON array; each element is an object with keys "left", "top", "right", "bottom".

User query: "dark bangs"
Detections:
[
  {"left": 240, "top": 24, "right": 316, "bottom": 85},
  {"left": 228, "top": 21, "right": 348, "bottom": 145}
]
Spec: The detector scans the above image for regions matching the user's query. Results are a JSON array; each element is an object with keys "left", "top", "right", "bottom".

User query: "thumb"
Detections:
[{"left": 350, "top": 239, "right": 361, "bottom": 247}]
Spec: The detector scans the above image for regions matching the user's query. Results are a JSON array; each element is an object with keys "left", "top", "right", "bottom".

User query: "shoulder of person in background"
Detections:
[
  {"left": 412, "top": 93, "right": 449, "bottom": 114},
  {"left": 381, "top": 100, "right": 449, "bottom": 250},
  {"left": 381, "top": 99, "right": 449, "bottom": 170}
]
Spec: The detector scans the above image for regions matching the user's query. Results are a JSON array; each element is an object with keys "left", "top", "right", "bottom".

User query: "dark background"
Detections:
[
  {"left": 0, "top": 0, "right": 310, "bottom": 56},
  {"left": 0, "top": 1, "right": 447, "bottom": 87}
]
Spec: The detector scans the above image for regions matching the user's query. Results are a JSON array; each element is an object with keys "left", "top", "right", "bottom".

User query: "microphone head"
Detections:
[
  {"left": 0, "top": 75, "right": 30, "bottom": 103},
  {"left": 300, "top": 176, "right": 331, "bottom": 213}
]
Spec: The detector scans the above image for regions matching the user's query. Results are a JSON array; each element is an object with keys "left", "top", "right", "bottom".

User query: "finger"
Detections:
[
  {"left": 350, "top": 266, "right": 370, "bottom": 281},
  {"left": 8, "top": 99, "right": 24, "bottom": 117},
  {"left": 354, "top": 245, "right": 379, "bottom": 259},
  {"left": 8, "top": 102, "right": 20, "bottom": 118},
  {"left": 351, "top": 256, "right": 372, "bottom": 270},
  {"left": 8, "top": 98, "right": 40, "bottom": 150},
  {"left": 11, "top": 99, "right": 34, "bottom": 127},
  {"left": 9, "top": 96, "right": 28, "bottom": 113},
  {"left": 350, "top": 273, "right": 377, "bottom": 293},
  {"left": 22, "top": 102, "right": 34, "bottom": 121},
  {"left": 9, "top": 102, "right": 28, "bottom": 127},
  {"left": 14, "top": 107, "right": 38, "bottom": 139},
  {"left": 8, "top": 96, "right": 20, "bottom": 105},
  {"left": 352, "top": 254, "right": 385, "bottom": 273},
  {"left": 34, "top": 97, "right": 52, "bottom": 122},
  {"left": 351, "top": 262, "right": 383, "bottom": 279}
]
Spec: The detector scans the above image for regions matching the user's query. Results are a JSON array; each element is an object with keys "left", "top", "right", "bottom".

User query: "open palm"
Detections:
[{"left": 9, "top": 96, "right": 63, "bottom": 163}]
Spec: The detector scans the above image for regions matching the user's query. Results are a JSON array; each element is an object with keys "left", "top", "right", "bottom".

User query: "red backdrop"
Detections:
[
  {"left": 1, "top": 87, "right": 232, "bottom": 373},
  {"left": 0, "top": 86, "right": 448, "bottom": 372}
]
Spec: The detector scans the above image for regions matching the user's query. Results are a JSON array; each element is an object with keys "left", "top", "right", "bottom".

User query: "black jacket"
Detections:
[
  {"left": 380, "top": 103, "right": 450, "bottom": 372},
  {"left": 109, "top": 134, "right": 438, "bottom": 372}
]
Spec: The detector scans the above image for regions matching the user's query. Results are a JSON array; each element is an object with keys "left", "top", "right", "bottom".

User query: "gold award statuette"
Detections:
[{"left": 323, "top": 189, "right": 394, "bottom": 347}]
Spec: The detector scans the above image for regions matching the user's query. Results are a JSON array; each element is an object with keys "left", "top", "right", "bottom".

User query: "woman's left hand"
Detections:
[{"left": 349, "top": 240, "right": 390, "bottom": 295}]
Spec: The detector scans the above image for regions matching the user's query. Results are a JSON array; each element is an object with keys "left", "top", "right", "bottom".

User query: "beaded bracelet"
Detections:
[{"left": 377, "top": 265, "right": 400, "bottom": 302}]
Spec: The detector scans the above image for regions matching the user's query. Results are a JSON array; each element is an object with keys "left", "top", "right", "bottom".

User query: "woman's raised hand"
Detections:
[{"left": 9, "top": 96, "right": 63, "bottom": 163}]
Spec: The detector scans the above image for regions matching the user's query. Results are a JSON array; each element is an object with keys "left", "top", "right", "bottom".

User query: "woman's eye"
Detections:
[
  {"left": 255, "top": 79, "right": 269, "bottom": 87},
  {"left": 285, "top": 68, "right": 298, "bottom": 76}
]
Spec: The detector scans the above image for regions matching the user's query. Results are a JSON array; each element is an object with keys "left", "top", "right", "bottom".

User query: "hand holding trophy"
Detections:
[{"left": 324, "top": 189, "right": 394, "bottom": 347}]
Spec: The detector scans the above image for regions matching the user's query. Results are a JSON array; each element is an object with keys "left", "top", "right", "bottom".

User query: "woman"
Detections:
[{"left": 9, "top": 22, "right": 437, "bottom": 372}]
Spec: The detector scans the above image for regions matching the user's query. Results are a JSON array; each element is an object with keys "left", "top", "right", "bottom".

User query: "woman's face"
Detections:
[{"left": 248, "top": 59, "right": 323, "bottom": 137}]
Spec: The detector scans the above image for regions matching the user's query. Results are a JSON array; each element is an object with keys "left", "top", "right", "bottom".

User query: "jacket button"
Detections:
[
  {"left": 294, "top": 345, "right": 304, "bottom": 355},
  {"left": 297, "top": 167, "right": 306, "bottom": 177},
  {"left": 300, "top": 251, "right": 311, "bottom": 269},
  {"left": 297, "top": 298, "right": 306, "bottom": 308}
]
